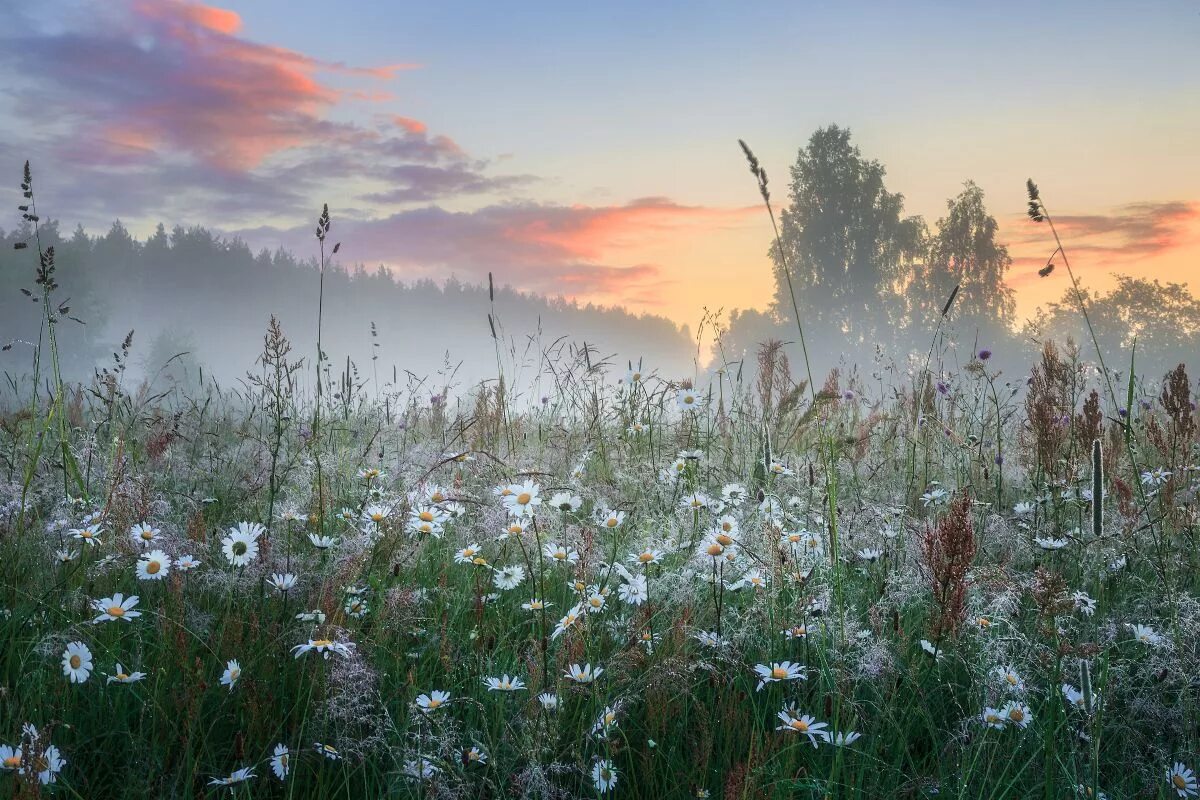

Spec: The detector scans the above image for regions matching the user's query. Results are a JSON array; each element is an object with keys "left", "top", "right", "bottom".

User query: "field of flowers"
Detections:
[{"left": 1, "top": 314, "right": 1199, "bottom": 799}]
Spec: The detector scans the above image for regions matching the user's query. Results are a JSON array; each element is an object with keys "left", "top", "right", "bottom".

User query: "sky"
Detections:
[{"left": 2, "top": 0, "right": 1198, "bottom": 331}]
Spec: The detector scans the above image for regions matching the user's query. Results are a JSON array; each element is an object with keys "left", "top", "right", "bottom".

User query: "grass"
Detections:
[{"left": 0, "top": 187, "right": 1197, "bottom": 800}]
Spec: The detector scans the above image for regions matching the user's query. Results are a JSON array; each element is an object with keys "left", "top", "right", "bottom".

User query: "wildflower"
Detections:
[
  {"left": 362, "top": 504, "right": 390, "bottom": 526},
  {"left": 830, "top": 731, "right": 863, "bottom": 746},
  {"left": 676, "top": 387, "right": 701, "bottom": 410},
  {"left": 270, "top": 744, "right": 289, "bottom": 780},
  {"left": 54, "top": 548, "right": 77, "bottom": 563},
  {"left": 307, "top": 533, "right": 338, "bottom": 550},
  {"left": 754, "top": 661, "right": 807, "bottom": 691},
  {"left": 455, "top": 544, "right": 485, "bottom": 565},
  {"left": 1034, "top": 535, "right": 1069, "bottom": 550},
  {"left": 593, "top": 705, "right": 621, "bottom": 735},
  {"left": 61, "top": 641, "right": 93, "bottom": 683},
  {"left": 592, "top": 759, "right": 619, "bottom": 793},
  {"left": 136, "top": 549, "right": 171, "bottom": 580},
  {"left": 1000, "top": 701, "right": 1033, "bottom": 729},
  {"left": 502, "top": 480, "right": 542, "bottom": 517},
  {"left": 585, "top": 591, "right": 608, "bottom": 613},
  {"left": 314, "top": 742, "right": 341, "bottom": 760},
  {"left": 537, "top": 692, "right": 559, "bottom": 710},
  {"left": 564, "top": 663, "right": 603, "bottom": 684},
  {"left": 415, "top": 690, "right": 450, "bottom": 713},
  {"left": 618, "top": 574, "right": 648, "bottom": 605},
  {"left": 979, "top": 707, "right": 1005, "bottom": 729},
  {"left": 629, "top": 548, "right": 663, "bottom": 566},
  {"left": 220, "top": 659, "right": 242, "bottom": 691},
  {"left": 767, "top": 460, "right": 794, "bottom": 477},
  {"left": 552, "top": 605, "right": 583, "bottom": 639},
  {"left": 296, "top": 609, "right": 327, "bottom": 623},
  {"left": 549, "top": 492, "right": 582, "bottom": 512},
  {"left": 856, "top": 548, "right": 883, "bottom": 563},
  {"left": 129, "top": 522, "right": 161, "bottom": 548},
  {"left": 221, "top": 524, "right": 261, "bottom": 567},
  {"left": 357, "top": 466, "right": 385, "bottom": 482},
  {"left": 176, "top": 554, "right": 200, "bottom": 571},
  {"left": 492, "top": 564, "right": 526, "bottom": 591},
  {"left": 1013, "top": 501, "right": 1034, "bottom": 517},
  {"left": 71, "top": 523, "right": 103, "bottom": 547},
  {"left": 919, "top": 639, "right": 945, "bottom": 660},
  {"left": 92, "top": 593, "right": 141, "bottom": 624},
  {"left": 694, "top": 630, "right": 728, "bottom": 648},
  {"left": 105, "top": 663, "right": 147, "bottom": 684},
  {"left": 208, "top": 766, "right": 256, "bottom": 787},
  {"left": 775, "top": 705, "right": 829, "bottom": 747},
  {"left": 599, "top": 509, "right": 626, "bottom": 529},
  {"left": 269, "top": 573, "right": 299, "bottom": 592},
  {"left": 1072, "top": 591, "right": 1096, "bottom": 616},
  {"left": 344, "top": 596, "right": 369, "bottom": 617},
  {"left": 992, "top": 665, "right": 1026, "bottom": 694},
  {"left": 782, "top": 624, "right": 809, "bottom": 640},
  {"left": 1169, "top": 763, "right": 1198, "bottom": 798},
  {"left": 522, "top": 598, "right": 551, "bottom": 611},
  {"left": 1141, "top": 468, "right": 1173, "bottom": 487},
  {"left": 681, "top": 491, "right": 712, "bottom": 511},
  {"left": 0, "top": 744, "right": 21, "bottom": 772},
  {"left": 403, "top": 757, "right": 439, "bottom": 779},
  {"left": 1129, "top": 623, "right": 1163, "bottom": 646},
  {"left": 483, "top": 674, "right": 526, "bottom": 692},
  {"left": 733, "top": 570, "right": 769, "bottom": 591},
  {"left": 292, "top": 639, "right": 354, "bottom": 659},
  {"left": 544, "top": 542, "right": 579, "bottom": 566}
]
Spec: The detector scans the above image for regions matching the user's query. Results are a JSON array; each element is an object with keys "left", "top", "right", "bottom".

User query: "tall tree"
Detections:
[
  {"left": 770, "top": 125, "right": 925, "bottom": 346},
  {"left": 911, "top": 181, "right": 1014, "bottom": 331}
]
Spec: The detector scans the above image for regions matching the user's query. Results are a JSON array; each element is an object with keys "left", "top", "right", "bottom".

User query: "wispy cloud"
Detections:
[
  {"left": 1005, "top": 201, "right": 1200, "bottom": 289},
  {"left": 233, "top": 199, "right": 755, "bottom": 305}
]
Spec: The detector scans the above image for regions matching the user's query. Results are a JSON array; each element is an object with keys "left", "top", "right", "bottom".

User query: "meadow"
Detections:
[{"left": 1, "top": 169, "right": 1198, "bottom": 800}]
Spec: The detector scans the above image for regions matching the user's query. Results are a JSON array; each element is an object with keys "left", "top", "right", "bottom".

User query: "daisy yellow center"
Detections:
[
  {"left": 463, "top": 548, "right": 476, "bottom": 557},
  {"left": 575, "top": 671, "right": 586, "bottom": 680},
  {"left": 1005, "top": 674, "right": 1018, "bottom": 685},
  {"left": 589, "top": 597, "right": 602, "bottom": 608},
  {"left": 638, "top": 553, "right": 653, "bottom": 562},
  {"left": 431, "top": 492, "right": 444, "bottom": 503},
  {"left": 529, "top": 601, "right": 542, "bottom": 609},
  {"left": 573, "top": 581, "right": 586, "bottom": 592},
  {"left": 606, "top": 518, "right": 618, "bottom": 527},
  {"left": 1008, "top": 708, "right": 1024, "bottom": 723},
  {"left": 716, "top": 533, "right": 734, "bottom": 546},
  {"left": 81, "top": 530, "right": 93, "bottom": 538},
  {"left": 232, "top": 542, "right": 247, "bottom": 556},
  {"left": 706, "top": 544, "right": 723, "bottom": 556},
  {"left": 280, "top": 755, "right": 288, "bottom": 766},
  {"left": 3, "top": 756, "right": 21, "bottom": 768},
  {"left": 1174, "top": 775, "right": 1188, "bottom": 790},
  {"left": 140, "top": 531, "right": 153, "bottom": 540},
  {"left": 427, "top": 699, "right": 441, "bottom": 708},
  {"left": 641, "top": 632, "right": 652, "bottom": 641},
  {"left": 691, "top": 499, "right": 703, "bottom": 507},
  {"left": 978, "top": 617, "right": 990, "bottom": 628},
  {"left": 683, "top": 395, "right": 694, "bottom": 404},
  {"left": 473, "top": 557, "right": 487, "bottom": 565},
  {"left": 721, "top": 521, "right": 733, "bottom": 532},
  {"left": 565, "top": 614, "right": 577, "bottom": 624},
  {"left": 108, "top": 606, "right": 126, "bottom": 617},
  {"left": 554, "top": 551, "right": 566, "bottom": 559},
  {"left": 419, "top": 511, "right": 434, "bottom": 522},
  {"left": 69, "top": 654, "right": 82, "bottom": 669},
  {"left": 230, "top": 669, "right": 240, "bottom": 680},
  {"left": 146, "top": 561, "right": 161, "bottom": 574},
  {"left": 789, "top": 719, "right": 808, "bottom": 732},
  {"left": 371, "top": 513, "right": 384, "bottom": 522},
  {"left": 509, "top": 524, "right": 522, "bottom": 534},
  {"left": 771, "top": 667, "right": 788, "bottom": 679},
  {"left": 517, "top": 492, "right": 532, "bottom": 505},
  {"left": 500, "top": 488, "right": 512, "bottom": 496},
  {"left": 788, "top": 534, "right": 801, "bottom": 543},
  {"left": 116, "top": 673, "right": 129, "bottom": 680},
  {"left": 792, "top": 627, "right": 806, "bottom": 636},
  {"left": 312, "top": 639, "right": 333, "bottom": 647}
]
